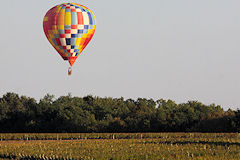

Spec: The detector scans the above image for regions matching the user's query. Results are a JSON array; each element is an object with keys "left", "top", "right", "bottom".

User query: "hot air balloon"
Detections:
[{"left": 43, "top": 3, "right": 96, "bottom": 75}]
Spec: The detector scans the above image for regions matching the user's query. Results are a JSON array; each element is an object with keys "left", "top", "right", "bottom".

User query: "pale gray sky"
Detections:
[{"left": 1, "top": 0, "right": 240, "bottom": 110}]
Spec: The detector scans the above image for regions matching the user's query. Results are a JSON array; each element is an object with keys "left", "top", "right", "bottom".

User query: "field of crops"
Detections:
[{"left": 0, "top": 133, "right": 240, "bottom": 160}]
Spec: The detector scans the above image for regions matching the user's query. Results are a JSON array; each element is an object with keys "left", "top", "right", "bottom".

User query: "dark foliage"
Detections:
[{"left": 0, "top": 92, "right": 239, "bottom": 133}]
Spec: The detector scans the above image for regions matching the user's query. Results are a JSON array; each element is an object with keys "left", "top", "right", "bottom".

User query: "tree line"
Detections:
[{"left": 0, "top": 92, "right": 239, "bottom": 133}]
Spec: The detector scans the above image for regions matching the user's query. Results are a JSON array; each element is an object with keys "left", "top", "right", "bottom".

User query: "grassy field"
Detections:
[{"left": 0, "top": 133, "right": 240, "bottom": 159}]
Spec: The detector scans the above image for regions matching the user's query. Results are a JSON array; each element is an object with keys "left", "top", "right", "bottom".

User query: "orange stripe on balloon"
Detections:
[
  {"left": 77, "top": 12, "right": 83, "bottom": 25},
  {"left": 57, "top": 8, "right": 65, "bottom": 26}
]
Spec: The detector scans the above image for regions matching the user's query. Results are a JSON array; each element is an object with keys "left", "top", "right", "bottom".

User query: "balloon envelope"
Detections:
[{"left": 43, "top": 3, "right": 96, "bottom": 66}]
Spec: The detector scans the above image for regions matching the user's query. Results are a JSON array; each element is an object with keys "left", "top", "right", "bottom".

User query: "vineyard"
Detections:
[{"left": 0, "top": 133, "right": 240, "bottom": 159}]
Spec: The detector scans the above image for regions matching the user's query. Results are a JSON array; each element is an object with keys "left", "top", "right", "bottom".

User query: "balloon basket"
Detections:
[{"left": 68, "top": 67, "right": 72, "bottom": 76}]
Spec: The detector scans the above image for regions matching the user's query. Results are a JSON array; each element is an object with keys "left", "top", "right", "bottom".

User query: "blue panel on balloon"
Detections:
[
  {"left": 71, "top": 34, "right": 78, "bottom": 38},
  {"left": 66, "top": 38, "right": 71, "bottom": 45}
]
